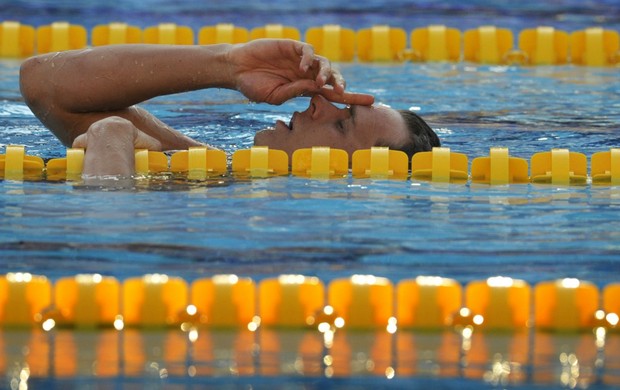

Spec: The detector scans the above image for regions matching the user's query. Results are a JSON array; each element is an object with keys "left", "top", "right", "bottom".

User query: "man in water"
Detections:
[{"left": 20, "top": 39, "right": 439, "bottom": 176}]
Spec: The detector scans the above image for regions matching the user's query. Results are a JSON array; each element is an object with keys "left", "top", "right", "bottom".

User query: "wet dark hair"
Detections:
[{"left": 376, "top": 110, "right": 441, "bottom": 159}]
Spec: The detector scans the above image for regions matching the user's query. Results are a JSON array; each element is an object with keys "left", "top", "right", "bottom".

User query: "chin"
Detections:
[{"left": 253, "top": 129, "right": 270, "bottom": 146}]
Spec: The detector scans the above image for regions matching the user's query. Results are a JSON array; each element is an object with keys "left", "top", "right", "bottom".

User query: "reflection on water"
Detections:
[
  {"left": 2, "top": 178, "right": 620, "bottom": 287},
  {"left": 1, "top": 327, "right": 619, "bottom": 388}
]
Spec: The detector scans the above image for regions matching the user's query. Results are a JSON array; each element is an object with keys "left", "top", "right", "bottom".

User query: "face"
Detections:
[{"left": 253, "top": 95, "right": 409, "bottom": 157}]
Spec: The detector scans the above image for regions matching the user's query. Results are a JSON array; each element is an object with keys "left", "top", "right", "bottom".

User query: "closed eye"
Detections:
[
  {"left": 336, "top": 106, "right": 353, "bottom": 133},
  {"left": 336, "top": 120, "right": 346, "bottom": 134}
]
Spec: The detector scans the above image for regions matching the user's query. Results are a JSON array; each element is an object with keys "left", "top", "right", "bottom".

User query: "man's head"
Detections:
[
  {"left": 253, "top": 95, "right": 440, "bottom": 158},
  {"left": 383, "top": 109, "right": 441, "bottom": 160}
]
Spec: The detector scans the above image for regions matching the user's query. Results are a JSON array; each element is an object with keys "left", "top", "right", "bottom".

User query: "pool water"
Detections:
[
  {"left": 2, "top": 64, "right": 620, "bottom": 285},
  {"left": 2, "top": 0, "right": 620, "bottom": 388}
]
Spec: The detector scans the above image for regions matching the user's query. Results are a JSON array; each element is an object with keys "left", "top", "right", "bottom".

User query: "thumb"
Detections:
[
  {"left": 72, "top": 133, "right": 88, "bottom": 148},
  {"left": 267, "top": 79, "right": 321, "bottom": 104}
]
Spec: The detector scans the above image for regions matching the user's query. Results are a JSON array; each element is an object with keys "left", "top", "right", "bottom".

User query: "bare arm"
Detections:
[
  {"left": 21, "top": 44, "right": 235, "bottom": 113},
  {"left": 20, "top": 44, "right": 233, "bottom": 148},
  {"left": 20, "top": 39, "right": 374, "bottom": 149}
]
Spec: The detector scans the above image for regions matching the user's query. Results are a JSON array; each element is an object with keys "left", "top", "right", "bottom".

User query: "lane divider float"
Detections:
[
  {"left": 1, "top": 20, "right": 619, "bottom": 66},
  {"left": 0, "top": 272, "right": 618, "bottom": 332},
  {"left": 4, "top": 145, "right": 620, "bottom": 185}
]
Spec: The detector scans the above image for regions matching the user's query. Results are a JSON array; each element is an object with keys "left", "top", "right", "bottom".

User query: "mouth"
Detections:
[
  {"left": 285, "top": 112, "right": 298, "bottom": 131},
  {"left": 275, "top": 112, "right": 298, "bottom": 132}
]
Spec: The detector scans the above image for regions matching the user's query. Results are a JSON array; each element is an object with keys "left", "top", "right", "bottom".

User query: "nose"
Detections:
[{"left": 308, "top": 95, "right": 338, "bottom": 119}]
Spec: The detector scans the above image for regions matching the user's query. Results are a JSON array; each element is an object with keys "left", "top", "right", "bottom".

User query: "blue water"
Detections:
[
  {"left": 2, "top": 1, "right": 620, "bottom": 388},
  {"left": 2, "top": 62, "right": 620, "bottom": 287},
  {"left": 4, "top": 0, "right": 620, "bottom": 33},
  {"left": 2, "top": 0, "right": 620, "bottom": 282}
]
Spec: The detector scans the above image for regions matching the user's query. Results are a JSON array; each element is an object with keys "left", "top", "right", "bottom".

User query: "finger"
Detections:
[
  {"left": 268, "top": 79, "right": 321, "bottom": 104},
  {"left": 299, "top": 43, "right": 315, "bottom": 73},
  {"left": 317, "top": 87, "right": 375, "bottom": 106},
  {"left": 325, "top": 70, "right": 346, "bottom": 94},
  {"left": 314, "top": 55, "right": 332, "bottom": 87},
  {"left": 133, "top": 129, "right": 162, "bottom": 151},
  {"left": 72, "top": 133, "right": 88, "bottom": 148}
]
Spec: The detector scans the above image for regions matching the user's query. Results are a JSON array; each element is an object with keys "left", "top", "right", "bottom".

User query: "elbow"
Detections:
[
  {"left": 19, "top": 57, "right": 41, "bottom": 109},
  {"left": 20, "top": 53, "right": 80, "bottom": 147},
  {"left": 19, "top": 55, "right": 48, "bottom": 113}
]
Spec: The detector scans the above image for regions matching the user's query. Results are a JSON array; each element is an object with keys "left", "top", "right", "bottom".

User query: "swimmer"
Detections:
[{"left": 19, "top": 39, "right": 439, "bottom": 176}]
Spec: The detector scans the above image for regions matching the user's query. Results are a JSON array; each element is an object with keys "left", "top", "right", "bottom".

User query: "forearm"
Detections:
[{"left": 21, "top": 44, "right": 235, "bottom": 114}]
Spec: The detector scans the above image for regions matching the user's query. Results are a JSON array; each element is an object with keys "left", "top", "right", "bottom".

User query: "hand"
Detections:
[
  {"left": 73, "top": 117, "right": 162, "bottom": 176},
  {"left": 73, "top": 123, "right": 162, "bottom": 151},
  {"left": 228, "top": 39, "right": 374, "bottom": 106}
]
